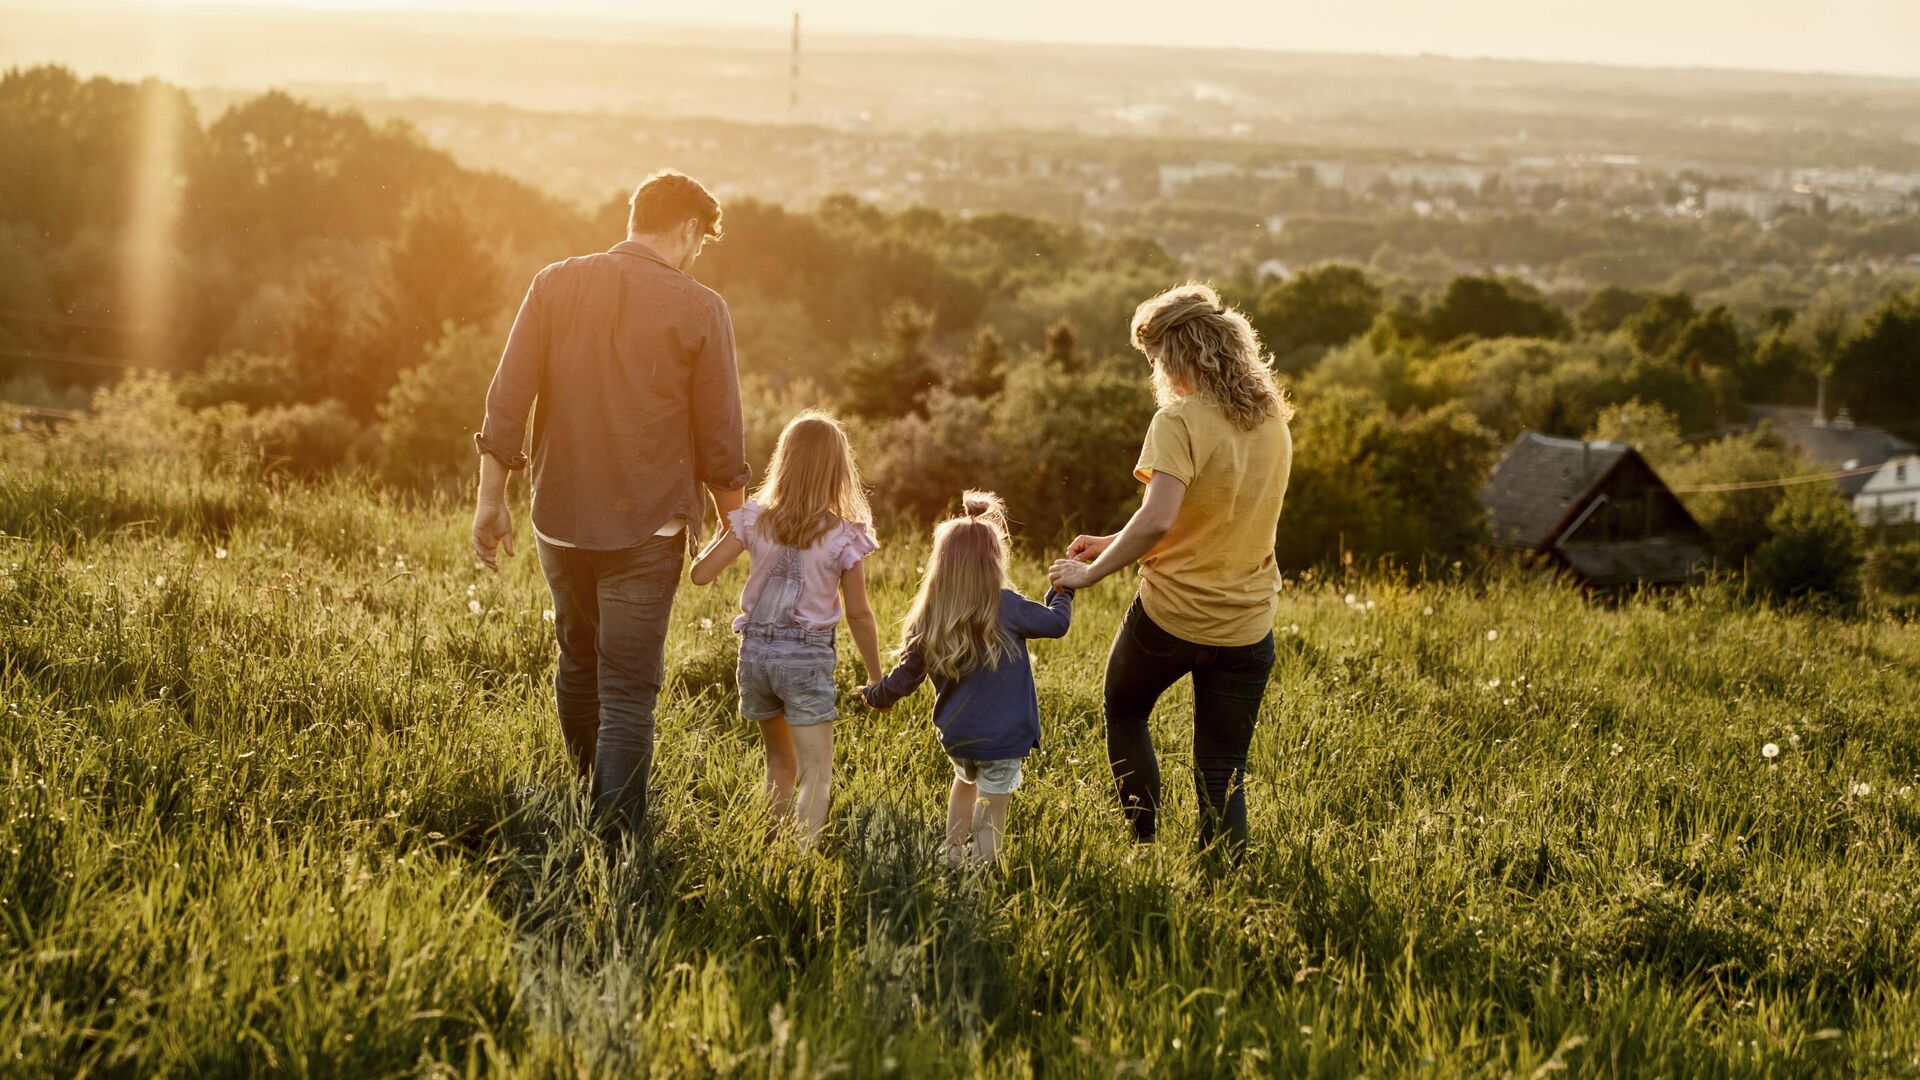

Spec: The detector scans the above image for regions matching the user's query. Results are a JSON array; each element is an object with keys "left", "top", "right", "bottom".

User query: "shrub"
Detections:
[
  {"left": 1864, "top": 541, "right": 1920, "bottom": 599},
  {"left": 378, "top": 324, "right": 497, "bottom": 489},
  {"left": 1750, "top": 483, "right": 1864, "bottom": 605},
  {"left": 179, "top": 351, "right": 301, "bottom": 411},
  {"left": 232, "top": 400, "right": 365, "bottom": 477}
]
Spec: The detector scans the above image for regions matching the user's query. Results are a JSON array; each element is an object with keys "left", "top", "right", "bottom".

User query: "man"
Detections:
[{"left": 472, "top": 169, "right": 748, "bottom": 835}]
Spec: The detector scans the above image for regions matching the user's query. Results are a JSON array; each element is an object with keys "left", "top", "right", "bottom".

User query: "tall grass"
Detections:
[{"left": 3, "top": 450, "right": 1919, "bottom": 1077}]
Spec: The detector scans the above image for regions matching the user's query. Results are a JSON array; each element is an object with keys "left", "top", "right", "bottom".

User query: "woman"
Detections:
[{"left": 1048, "top": 282, "right": 1293, "bottom": 855}]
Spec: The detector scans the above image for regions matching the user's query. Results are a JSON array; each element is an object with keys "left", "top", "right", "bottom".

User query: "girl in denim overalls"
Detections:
[{"left": 692, "top": 412, "right": 882, "bottom": 847}]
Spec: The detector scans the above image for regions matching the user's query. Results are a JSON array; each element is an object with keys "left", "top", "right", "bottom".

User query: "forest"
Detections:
[{"left": 4, "top": 65, "right": 1919, "bottom": 603}]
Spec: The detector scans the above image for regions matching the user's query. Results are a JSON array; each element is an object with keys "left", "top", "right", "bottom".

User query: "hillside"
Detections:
[{"left": 3, "top": 407, "right": 1920, "bottom": 1074}]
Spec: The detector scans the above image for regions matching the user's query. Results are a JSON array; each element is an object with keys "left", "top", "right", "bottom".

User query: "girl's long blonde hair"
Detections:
[
  {"left": 753, "top": 411, "right": 871, "bottom": 548},
  {"left": 1131, "top": 281, "right": 1293, "bottom": 430},
  {"left": 899, "top": 490, "right": 1011, "bottom": 681}
]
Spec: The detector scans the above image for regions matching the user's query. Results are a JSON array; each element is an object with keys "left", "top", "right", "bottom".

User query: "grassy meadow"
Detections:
[{"left": 4, "top": 444, "right": 1920, "bottom": 1077}]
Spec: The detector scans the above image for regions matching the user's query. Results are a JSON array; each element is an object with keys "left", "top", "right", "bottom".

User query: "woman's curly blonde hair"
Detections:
[{"left": 1130, "top": 282, "right": 1293, "bottom": 430}]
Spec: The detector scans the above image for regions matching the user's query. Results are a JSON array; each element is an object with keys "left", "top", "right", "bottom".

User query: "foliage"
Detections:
[
  {"left": 1417, "top": 275, "right": 1570, "bottom": 344},
  {"left": 1253, "top": 263, "right": 1383, "bottom": 364},
  {"left": 178, "top": 351, "right": 301, "bottom": 411},
  {"left": 838, "top": 302, "right": 941, "bottom": 420},
  {"left": 1276, "top": 387, "right": 1498, "bottom": 570},
  {"left": 1749, "top": 483, "right": 1865, "bottom": 604},
  {"left": 1864, "top": 541, "right": 1920, "bottom": 599},
  {"left": 1832, "top": 288, "right": 1920, "bottom": 432},
  {"left": 379, "top": 324, "right": 500, "bottom": 490}
]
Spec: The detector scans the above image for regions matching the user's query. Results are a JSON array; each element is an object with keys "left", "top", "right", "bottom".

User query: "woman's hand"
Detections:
[
  {"left": 1065, "top": 533, "right": 1115, "bottom": 562},
  {"left": 1049, "top": 558, "right": 1099, "bottom": 591}
]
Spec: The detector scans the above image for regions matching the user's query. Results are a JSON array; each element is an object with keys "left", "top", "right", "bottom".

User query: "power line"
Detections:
[
  {"left": 0, "top": 347, "right": 157, "bottom": 371},
  {"left": 0, "top": 308, "right": 155, "bottom": 332},
  {"left": 1671, "top": 461, "right": 1888, "bottom": 494}
]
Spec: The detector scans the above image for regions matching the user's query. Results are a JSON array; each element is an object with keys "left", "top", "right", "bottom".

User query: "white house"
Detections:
[{"left": 1855, "top": 455, "right": 1920, "bottom": 526}]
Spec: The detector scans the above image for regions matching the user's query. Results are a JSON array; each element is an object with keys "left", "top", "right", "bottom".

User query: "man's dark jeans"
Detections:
[
  {"left": 538, "top": 534, "right": 683, "bottom": 833},
  {"left": 1103, "top": 598, "right": 1276, "bottom": 854}
]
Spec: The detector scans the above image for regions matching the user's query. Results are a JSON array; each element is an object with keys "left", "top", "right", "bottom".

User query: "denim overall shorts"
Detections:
[{"left": 736, "top": 543, "right": 839, "bottom": 726}]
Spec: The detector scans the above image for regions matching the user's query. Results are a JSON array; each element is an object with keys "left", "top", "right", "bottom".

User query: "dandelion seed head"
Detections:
[
  {"left": 215, "top": 548, "right": 229, "bottom": 560},
  {"left": 1761, "top": 742, "right": 1780, "bottom": 759},
  {"left": 153, "top": 575, "right": 167, "bottom": 588},
  {"left": 468, "top": 599, "right": 482, "bottom": 615},
  {"left": 1485, "top": 629, "right": 1499, "bottom": 642},
  {"left": 1851, "top": 781, "right": 1872, "bottom": 797},
  {"left": 1423, "top": 606, "right": 1434, "bottom": 616}
]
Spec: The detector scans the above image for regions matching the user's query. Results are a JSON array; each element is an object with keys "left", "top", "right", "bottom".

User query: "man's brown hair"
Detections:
[{"left": 627, "top": 170, "right": 723, "bottom": 240}]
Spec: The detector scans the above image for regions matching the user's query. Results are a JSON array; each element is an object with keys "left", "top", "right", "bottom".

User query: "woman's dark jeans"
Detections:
[{"left": 1103, "top": 599, "right": 1276, "bottom": 854}]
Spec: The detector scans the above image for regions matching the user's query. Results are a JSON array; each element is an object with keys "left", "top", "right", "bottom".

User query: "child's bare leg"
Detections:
[
  {"left": 946, "top": 778, "right": 977, "bottom": 867},
  {"left": 760, "top": 717, "right": 798, "bottom": 832},
  {"left": 790, "top": 721, "right": 835, "bottom": 849},
  {"left": 972, "top": 792, "right": 1012, "bottom": 863}
]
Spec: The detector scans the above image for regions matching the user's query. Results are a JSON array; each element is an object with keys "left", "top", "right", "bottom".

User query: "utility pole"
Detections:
[{"left": 789, "top": 11, "right": 801, "bottom": 122}]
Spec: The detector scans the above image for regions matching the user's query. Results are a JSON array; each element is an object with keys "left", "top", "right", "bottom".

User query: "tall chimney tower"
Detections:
[{"left": 789, "top": 12, "right": 801, "bottom": 121}]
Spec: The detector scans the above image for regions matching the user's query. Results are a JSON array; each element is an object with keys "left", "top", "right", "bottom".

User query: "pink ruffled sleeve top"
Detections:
[{"left": 727, "top": 499, "right": 880, "bottom": 633}]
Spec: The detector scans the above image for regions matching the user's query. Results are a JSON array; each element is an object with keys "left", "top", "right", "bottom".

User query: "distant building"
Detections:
[
  {"left": 1826, "top": 189, "right": 1909, "bottom": 216},
  {"left": 1854, "top": 455, "right": 1920, "bottom": 526},
  {"left": 1704, "top": 187, "right": 1817, "bottom": 221},
  {"left": 1481, "top": 432, "right": 1710, "bottom": 586},
  {"left": 1747, "top": 405, "right": 1918, "bottom": 498}
]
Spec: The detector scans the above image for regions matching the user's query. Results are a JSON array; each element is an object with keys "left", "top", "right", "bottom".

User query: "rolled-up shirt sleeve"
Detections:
[
  {"left": 691, "top": 296, "right": 751, "bottom": 491},
  {"left": 474, "top": 272, "right": 547, "bottom": 470}
]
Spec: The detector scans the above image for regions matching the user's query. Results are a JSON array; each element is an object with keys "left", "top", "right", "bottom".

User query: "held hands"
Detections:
[
  {"left": 856, "top": 684, "right": 892, "bottom": 712},
  {"left": 1048, "top": 559, "right": 1099, "bottom": 590},
  {"left": 472, "top": 502, "right": 514, "bottom": 571},
  {"left": 1049, "top": 533, "right": 1113, "bottom": 590}
]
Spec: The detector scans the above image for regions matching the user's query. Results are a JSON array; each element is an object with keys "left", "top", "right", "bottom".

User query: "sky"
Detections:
[{"left": 122, "top": 0, "right": 1920, "bottom": 79}]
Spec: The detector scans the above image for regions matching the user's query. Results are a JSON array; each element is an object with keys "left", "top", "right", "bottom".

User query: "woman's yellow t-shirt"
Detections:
[{"left": 1133, "top": 396, "right": 1292, "bottom": 647}]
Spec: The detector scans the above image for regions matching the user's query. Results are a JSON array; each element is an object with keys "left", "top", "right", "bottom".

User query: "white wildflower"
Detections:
[
  {"left": 1851, "top": 781, "right": 1872, "bottom": 797},
  {"left": 215, "top": 547, "right": 229, "bottom": 560},
  {"left": 1761, "top": 742, "right": 1780, "bottom": 759}
]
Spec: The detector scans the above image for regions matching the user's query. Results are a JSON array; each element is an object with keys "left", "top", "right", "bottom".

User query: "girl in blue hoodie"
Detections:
[{"left": 862, "top": 491, "right": 1073, "bottom": 865}]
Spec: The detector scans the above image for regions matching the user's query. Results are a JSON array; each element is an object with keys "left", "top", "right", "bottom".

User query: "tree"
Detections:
[
  {"left": 1625, "top": 292, "right": 1696, "bottom": 358},
  {"left": 1831, "top": 290, "right": 1920, "bottom": 430},
  {"left": 948, "top": 325, "right": 1007, "bottom": 398},
  {"left": 371, "top": 199, "right": 503, "bottom": 382},
  {"left": 378, "top": 324, "right": 499, "bottom": 489},
  {"left": 1043, "top": 319, "right": 1080, "bottom": 369},
  {"left": 1669, "top": 305, "right": 1746, "bottom": 376},
  {"left": 1575, "top": 286, "right": 1650, "bottom": 336},
  {"left": 1750, "top": 483, "right": 1864, "bottom": 605},
  {"left": 1584, "top": 399, "right": 1685, "bottom": 466},
  {"left": 1420, "top": 275, "right": 1570, "bottom": 344},
  {"left": 838, "top": 302, "right": 940, "bottom": 420},
  {"left": 1254, "top": 264, "right": 1383, "bottom": 364}
]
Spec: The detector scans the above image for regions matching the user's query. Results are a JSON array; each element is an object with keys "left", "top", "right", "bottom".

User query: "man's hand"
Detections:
[
  {"left": 473, "top": 502, "right": 515, "bottom": 571},
  {"left": 1049, "top": 558, "right": 1099, "bottom": 591},
  {"left": 1066, "top": 533, "right": 1115, "bottom": 563}
]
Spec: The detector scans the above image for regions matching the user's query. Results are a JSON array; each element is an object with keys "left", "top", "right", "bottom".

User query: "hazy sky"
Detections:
[{"left": 128, "top": 0, "right": 1920, "bottom": 78}]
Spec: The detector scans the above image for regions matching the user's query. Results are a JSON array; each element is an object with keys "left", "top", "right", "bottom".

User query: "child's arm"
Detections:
[
  {"left": 689, "top": 532, "right": 746, "bottom": 586},
  {"left": 862, "top": 643, "right": 926, "bottom": 712},
  {"left": 839, "top": 560, "right": 885, "bottom": 685},
  {"left": 1006, "top": 587, "right": 1075, "bottom": 640}
]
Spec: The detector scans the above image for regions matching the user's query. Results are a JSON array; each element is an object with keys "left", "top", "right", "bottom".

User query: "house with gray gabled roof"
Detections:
[{"left": 1481, "top": 431, "right": 1710, "bottom": 587}]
